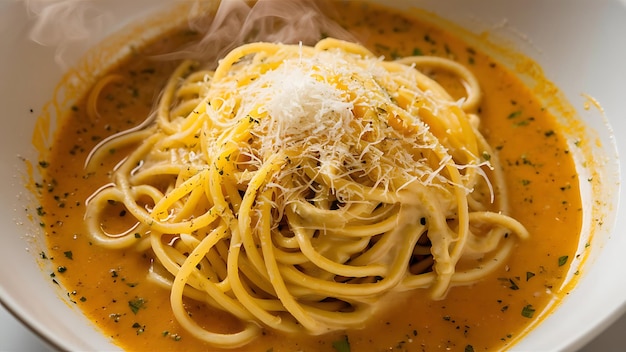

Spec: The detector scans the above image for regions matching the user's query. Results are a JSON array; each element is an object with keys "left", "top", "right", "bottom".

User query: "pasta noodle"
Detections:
[{"left": 84, "top": 38, "right": 529, "bottom": 348}]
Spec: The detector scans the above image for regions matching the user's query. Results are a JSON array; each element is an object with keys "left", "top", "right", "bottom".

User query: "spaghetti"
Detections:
[{"left": 84, "top": 38, "right": 528, "bottom": 348}]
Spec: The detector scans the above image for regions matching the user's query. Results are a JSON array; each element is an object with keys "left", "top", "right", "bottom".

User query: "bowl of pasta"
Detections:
[{"left": 0, "top": 0, "right": 625, "bottom": 351}]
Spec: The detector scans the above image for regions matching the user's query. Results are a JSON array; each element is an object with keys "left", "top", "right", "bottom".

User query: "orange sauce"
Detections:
[{"left": 38, "top": 2, "right": 582, "bottom": 351}]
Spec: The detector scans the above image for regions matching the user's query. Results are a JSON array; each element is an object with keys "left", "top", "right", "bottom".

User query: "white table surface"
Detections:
[{"left": 0, "top": 303, "right": 624, "bottom": 352}]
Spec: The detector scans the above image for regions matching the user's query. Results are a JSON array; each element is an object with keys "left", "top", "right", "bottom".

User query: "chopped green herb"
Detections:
[
  {"left": 412, "top": 47, "right": 423, "bottom": 56},
  {"left": 521, "top": 304, "right": 536, "bottom": 318},
  {"left": 558, "top": 255, "right": 569, "bottom": 267},
  {"left": 57, "top": 266, "right": 67, "bottom": 273},
  {"left": 507, "top": 111, "right": 522, "bottom": 119},
  {"left": 526, "top": 272, "right": 535, "bottom": 281},
  {"left": 64, "top": 251, "right": 73, "bottom": 260},
  {"left": 129, "top": 297, "right": 146, "bottom": 314},
  {"left": 332, "top": 335, "right": 351, "bottom": 352},
  {"left": 465, "top": 345, "right": 475, "bottom": 352}
]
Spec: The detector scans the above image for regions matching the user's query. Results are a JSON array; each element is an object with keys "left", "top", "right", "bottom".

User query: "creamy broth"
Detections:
[{"left": 38, "top": 2, "right": 582, "bottom": 351}]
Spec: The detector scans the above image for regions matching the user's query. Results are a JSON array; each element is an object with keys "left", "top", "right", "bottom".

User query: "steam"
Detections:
[
  {"left": 26, "top": 0, "right": 357, "bottom": 69},
  {"left": 26, "top": 0, "right": 114, "bottom": 70},
  {"left": 169, "top": 0, "right": 358, "bottom": 65}
]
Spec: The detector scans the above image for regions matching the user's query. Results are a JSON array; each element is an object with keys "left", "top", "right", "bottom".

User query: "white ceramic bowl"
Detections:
[{"left": 1, "top": 0, "right": 625, "bottom": 350}]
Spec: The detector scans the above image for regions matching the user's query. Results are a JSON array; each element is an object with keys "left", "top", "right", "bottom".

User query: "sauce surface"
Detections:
[{"left": 38, "top": 2, "right": 582, "bottom": 351}]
